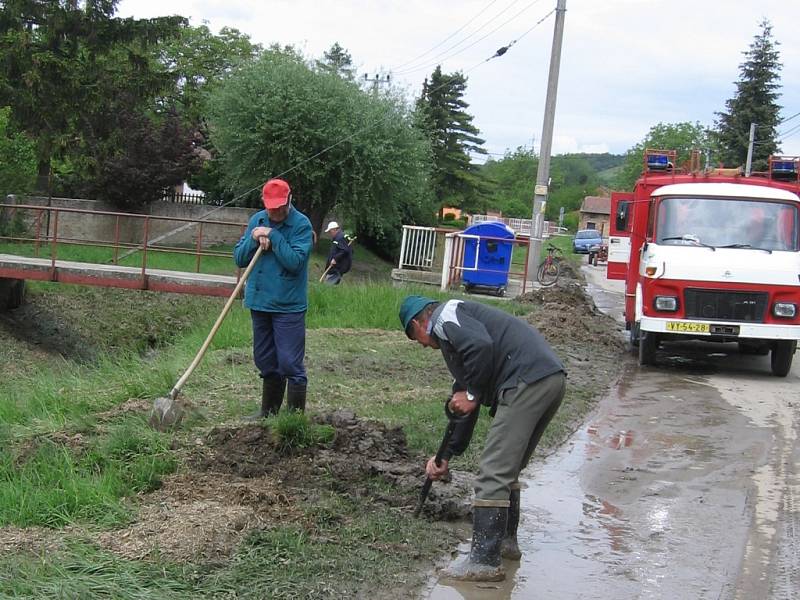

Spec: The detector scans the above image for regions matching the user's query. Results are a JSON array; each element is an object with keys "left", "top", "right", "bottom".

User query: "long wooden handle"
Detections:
[
  {"left": 319, "top": 237, "right": 355, "bottom": 283},
  {"left": 169, "top": 245, "right": 263, "bottom": 399},
  {"left": 319, "top": 263, "right": 333, "bottom": 282}
]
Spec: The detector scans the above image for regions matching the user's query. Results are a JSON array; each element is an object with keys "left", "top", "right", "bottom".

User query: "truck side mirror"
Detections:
[{"left": 616, "top": 201, "right": 630, "bottom": 232}]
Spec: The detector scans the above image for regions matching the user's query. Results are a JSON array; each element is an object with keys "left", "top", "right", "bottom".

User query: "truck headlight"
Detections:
[
  {"left": 773, "top": 302, "right": 796, "bottom": 318},
  {"left": 654, "top": 296, "right": 678, "bottom": 311}
]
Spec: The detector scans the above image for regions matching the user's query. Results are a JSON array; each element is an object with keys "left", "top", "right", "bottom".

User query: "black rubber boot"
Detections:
[
  {"left": 500, "top": 487, "right": 522, "bottom": 560},
  {"left": 286, "top": 382, "right": 307, "bottom": 412},
  {"left": 245, "top": 376, "right": 285, "bottom": 420},
  {"left": 439, "top": 506, "right": 507, "bottom": 582}
]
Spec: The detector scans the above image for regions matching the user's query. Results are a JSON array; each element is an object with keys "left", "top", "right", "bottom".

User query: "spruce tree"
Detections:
[
  {"left": 316, "top": 42, "right": 356, "bottom": 81},
  {"left": 415, "top": 66, "right": 486, "bottom": 213},
  {"left": 715, "top": 20, "right": 782, "bottom": 171}
]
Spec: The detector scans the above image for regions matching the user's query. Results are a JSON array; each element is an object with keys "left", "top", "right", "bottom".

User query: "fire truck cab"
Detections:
[{"left": 608, "top": 150, "right": 800, "bottom": 376}]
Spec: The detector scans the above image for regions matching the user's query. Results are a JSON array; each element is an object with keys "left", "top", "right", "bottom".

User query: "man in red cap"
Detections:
[{"left": 234, "top": 178, "right": 313, "bottom": 417}]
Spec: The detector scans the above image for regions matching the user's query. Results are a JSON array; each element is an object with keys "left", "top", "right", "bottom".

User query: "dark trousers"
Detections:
[{"left": 251, "top": 310, "right": 307, "bottom": 385}]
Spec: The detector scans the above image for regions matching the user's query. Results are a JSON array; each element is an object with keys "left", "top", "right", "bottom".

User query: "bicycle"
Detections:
[{"left": 536, "top": 244, "right": 562, "bottom": 287}]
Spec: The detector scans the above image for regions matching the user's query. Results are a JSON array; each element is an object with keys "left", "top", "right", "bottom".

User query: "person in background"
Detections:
[
  {"left": 398, "top": 295, "right": 566, "bottom": 582},
  {"left": 233, "top": 178, "right": 313, "bottom": 418},
  {"left": 322, "top": 221, "right": 352, "bottom": 285}
]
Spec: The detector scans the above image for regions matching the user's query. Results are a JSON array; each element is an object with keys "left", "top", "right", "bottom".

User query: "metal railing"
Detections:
[
  {"left": 161, "top": 191, "right": 208, "bottom": 205},
  {"left": 470, "top": 215, "right": 554, "bottom": 238},
  {"left": 398, "top": 225, "right": 448, "bottom": 271},
  {"left": 0, "top": 202, "right": 248, "bottom": 281}
]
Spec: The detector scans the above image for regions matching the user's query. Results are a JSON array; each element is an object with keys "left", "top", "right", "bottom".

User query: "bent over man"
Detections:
[
  {"left": 399, "top": 295, "right": 566, "bottom": 582},
  {"left": 322, "top": 220, "right": 352, "bottom": 285},
  {"left": 234, "top": 178, "right": 313, "bottom": 418}
]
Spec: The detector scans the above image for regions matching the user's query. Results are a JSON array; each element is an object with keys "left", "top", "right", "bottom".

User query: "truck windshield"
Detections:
[{"left": 656, "top": 196, "right": 798, "bottom": 251}]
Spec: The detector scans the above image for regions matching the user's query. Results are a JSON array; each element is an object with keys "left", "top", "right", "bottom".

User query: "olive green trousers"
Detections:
[{"left": 473, "top": 371, "right": 566, "bottom": 506}]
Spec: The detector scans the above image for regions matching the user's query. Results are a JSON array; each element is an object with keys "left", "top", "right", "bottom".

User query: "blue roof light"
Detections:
[{"left": 646, "top": 153, "right": 670, "bottom": 171}]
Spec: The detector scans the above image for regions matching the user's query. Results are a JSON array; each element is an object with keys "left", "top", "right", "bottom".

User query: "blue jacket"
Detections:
[{"left": 233, "top": 206, "right": 313, "bottom": 313}]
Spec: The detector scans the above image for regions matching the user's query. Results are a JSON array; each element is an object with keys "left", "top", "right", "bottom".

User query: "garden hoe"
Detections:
[
  {"left": 149, "top": 245, "right": 263, "bottom": 431},
  {"left": 318, "top": 235, "right": 356, "bottom": 282}
]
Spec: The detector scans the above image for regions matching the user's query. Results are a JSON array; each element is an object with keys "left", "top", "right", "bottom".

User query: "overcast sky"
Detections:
[{"left": 118, "top": 0, "right": 800, "bottom": 163}]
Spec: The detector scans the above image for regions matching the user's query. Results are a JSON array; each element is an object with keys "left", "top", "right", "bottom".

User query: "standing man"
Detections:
[
  {"left": 322, "top": 220, "right": 352, "bottom": 285},
  {"left": 234, "top": 178, "right": 313, "bottom": 418},
  {"left": 399, "top": 295, "right": 566, "bottom": 582}
]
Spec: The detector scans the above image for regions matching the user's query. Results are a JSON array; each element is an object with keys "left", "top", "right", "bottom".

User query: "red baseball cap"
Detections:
[{"left": 262, "top": 178, "right": 291, "bottom": 209}]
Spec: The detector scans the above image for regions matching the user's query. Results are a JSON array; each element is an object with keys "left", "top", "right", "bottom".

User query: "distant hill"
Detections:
[
  {"left": 596, "top": 164, "right": 623, "bottom": 184},
  {"left": 557, "top": 152, "right": 625, "bottom": 173}
]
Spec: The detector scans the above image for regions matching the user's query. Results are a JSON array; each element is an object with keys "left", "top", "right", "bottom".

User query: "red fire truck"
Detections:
[{"left": 608, "top": 149, "right": 800, "bottom": 376}]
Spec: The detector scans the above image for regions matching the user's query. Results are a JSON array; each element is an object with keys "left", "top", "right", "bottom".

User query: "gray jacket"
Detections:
[{"left": 429, "top": 299, "right": 564, "bottom": 458}]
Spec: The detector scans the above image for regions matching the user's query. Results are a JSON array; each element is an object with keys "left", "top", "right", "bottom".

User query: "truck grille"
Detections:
[{"left": 683, "top": 289, "right": 768, "bottom": 323}]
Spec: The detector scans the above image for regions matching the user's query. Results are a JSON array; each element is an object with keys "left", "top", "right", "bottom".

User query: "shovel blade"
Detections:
[{"left": 149, "top": 395, "right": 184, "bottom": 431}]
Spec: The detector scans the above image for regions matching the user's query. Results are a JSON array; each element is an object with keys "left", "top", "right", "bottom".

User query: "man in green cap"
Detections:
[{"left": 399, "top": 295, "right": 566, "bottom": 582}]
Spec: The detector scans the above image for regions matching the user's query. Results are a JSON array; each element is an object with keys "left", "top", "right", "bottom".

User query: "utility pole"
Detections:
[
  {"left": 363, "top": 72, "right": 391, "bottom": 94},
  {"left": 745, "top": 122, "right": 756, "bottom": 176},
  {"left": 527, "top": 0, "right": 567, "bottom": 284}
]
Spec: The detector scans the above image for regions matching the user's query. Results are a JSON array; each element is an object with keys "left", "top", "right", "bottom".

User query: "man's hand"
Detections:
[
  {"left": 330, "top": 258, "right": 336, "bottom": 266},
  {"left": 448, "top": 390, "right": 478, "bottom": 416},
  {"left": 252, "top": 226, "right": 272, "bottom": 251},
  {"left": 426, "top": 456, "right": 449, "bottom": 480}
]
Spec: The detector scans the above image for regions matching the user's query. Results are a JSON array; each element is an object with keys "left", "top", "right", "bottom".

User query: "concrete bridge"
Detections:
[{"left": 0, "top": 200, "right": 249, "bottom": 309}]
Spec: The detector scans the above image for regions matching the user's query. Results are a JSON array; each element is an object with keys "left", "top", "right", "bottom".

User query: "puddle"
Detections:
[{"left": 424, "top": 366, "right": 772, "bottom": 600}]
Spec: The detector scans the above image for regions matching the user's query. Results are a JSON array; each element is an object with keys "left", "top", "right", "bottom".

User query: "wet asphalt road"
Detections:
[{"left": 425, "top": 265, "right": 800, "bottom": 600}]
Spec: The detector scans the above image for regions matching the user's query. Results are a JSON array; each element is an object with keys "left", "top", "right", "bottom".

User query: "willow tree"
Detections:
[{"left": 206, "top": 49, "right": 435, "bottom": 257}]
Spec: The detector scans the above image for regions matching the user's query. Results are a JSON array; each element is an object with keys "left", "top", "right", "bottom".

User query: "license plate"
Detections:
[{"left": 666, "top": 321, "right": 710, "bottom": 333}]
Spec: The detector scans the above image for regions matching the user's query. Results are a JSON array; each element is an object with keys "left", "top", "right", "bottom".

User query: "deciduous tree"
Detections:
[
  {"left": 0, "top": 106, "right": 36, "bottom": 200},
  {"left": 615, "top": 122, "right": 709, "bottom": 190},
  {"left": 0, "top": 0, "right": 185, "bottom": 190},
  {"left": 206, "top": 49, "right": 434, "bottom": 257}
]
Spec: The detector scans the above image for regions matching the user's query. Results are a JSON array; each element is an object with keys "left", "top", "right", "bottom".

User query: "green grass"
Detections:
[
  {"left": 0, "top": 499, "right": 456, "bottom": 599},
  {"left": 0, "top": 244, "right": 609, "bottom": 597},
  {"left": 0, "top": 417, "right": 175, "bottom": 528},
  {"left": 270, "top": 411, "right": 335, "bottom": 452},
  {"left": 0, "top": 541, "right": 198, "bottom": 598}
]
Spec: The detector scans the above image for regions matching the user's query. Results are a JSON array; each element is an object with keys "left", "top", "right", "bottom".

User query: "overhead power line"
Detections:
[
  {"left": 389, "top": 0, "right": 502, "bottom": 72},
  {"left": 778, "top": 110, "right": 800, "bottom": 126},
  {"left": 391, "top": 0, "right": 523, "bottom": 75},
  {"left": 778, "top": 121, "right": 800, "bottom": 143},
  {"left": 392, "top": 0, "right": 545, "bottom": 76},
  {"left": 486, "top": 7, "right": 556, "bottom": 62}
]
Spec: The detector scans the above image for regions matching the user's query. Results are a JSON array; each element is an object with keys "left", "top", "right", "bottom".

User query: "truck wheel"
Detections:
[
  {"left": 770, "top": 340, "right": 796, "bottom": 377},
  {"left": 592, "top": 254, "right": 599, "bottom": 266},
  {"left": 639, "top": 330, "right": 657, "bottom": 366}
]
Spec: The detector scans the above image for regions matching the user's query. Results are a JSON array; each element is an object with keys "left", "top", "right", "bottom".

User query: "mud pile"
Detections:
[
  {"left": 519, "top": 281, "right": 624, "bottom": 351},
  {"left": 193, "top": 410, "right": 471, "bottom": 521}
]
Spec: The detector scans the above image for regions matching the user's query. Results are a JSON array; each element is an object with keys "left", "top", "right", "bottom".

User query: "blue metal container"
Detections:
[{"left": 462, "top": 221, "right": 515, "bottom": 294}]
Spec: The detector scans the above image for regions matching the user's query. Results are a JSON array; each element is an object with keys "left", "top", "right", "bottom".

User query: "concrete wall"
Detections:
[{"left": 3, "top": 196, "right": 258, "bottom": 248}]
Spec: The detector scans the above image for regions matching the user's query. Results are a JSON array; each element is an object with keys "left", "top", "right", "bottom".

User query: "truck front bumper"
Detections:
[{"left": 640, "top": 316, "right": 800, "bottom": 341}]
